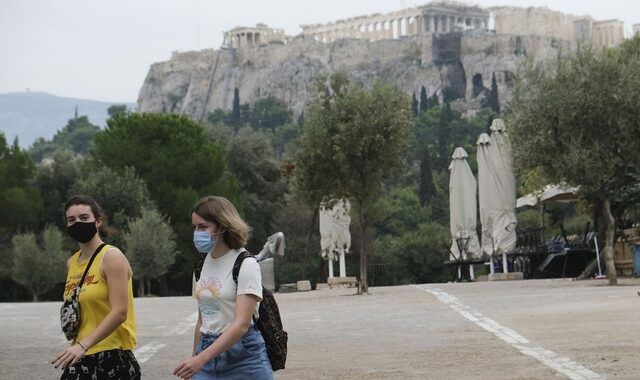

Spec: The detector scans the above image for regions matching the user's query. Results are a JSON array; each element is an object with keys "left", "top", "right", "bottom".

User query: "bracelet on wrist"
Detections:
[{"left": 77, "top": 342, "right": 87, "bottom": 351}]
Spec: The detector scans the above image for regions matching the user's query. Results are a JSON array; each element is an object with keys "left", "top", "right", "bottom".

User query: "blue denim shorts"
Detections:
[{"left": 193, "top": 325, "right": 273, "bottom": 380}]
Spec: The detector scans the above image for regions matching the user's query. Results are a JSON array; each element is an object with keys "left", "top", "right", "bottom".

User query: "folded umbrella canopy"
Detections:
[
  {"left": 449, "top": 147, "right": 481, "bottom": 260},
  {"left": 476, "top": 133, "right": 494, "bottom": 256},
  {"left": 487, "top": 119, "right": 517, "bottom": 257}
]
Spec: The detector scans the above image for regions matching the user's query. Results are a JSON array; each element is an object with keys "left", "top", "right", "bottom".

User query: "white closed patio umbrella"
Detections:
[
  {"left": 476, "top": 133, "right": 494, "bottom": 258},
  {"left": 449, "top": 147, "right": 481, "bottom": 279},
  {"left": 488, "top": 119, "right": 517, "bottom": 272}
]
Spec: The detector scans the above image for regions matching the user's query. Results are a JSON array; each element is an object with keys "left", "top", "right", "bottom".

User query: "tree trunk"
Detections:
[
  {"left": 146, "top": 279, "right": 152, "bottom": 296},
  {"left": 32, "top": 292, "right": 38, "bottom": 302},
  {"left": 357, "top": 200, "right": 369, "bottom": 294},
  {"left": 602, "top": 197, "right": 618, "bottom": 285},
  {"left": 137, "top": 278, "right": 145, "bottom": 297}
]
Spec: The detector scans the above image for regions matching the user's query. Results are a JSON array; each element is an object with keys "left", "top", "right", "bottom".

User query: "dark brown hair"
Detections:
[{"left": 64, "top": 195, "right": 117, "bottom": 238}]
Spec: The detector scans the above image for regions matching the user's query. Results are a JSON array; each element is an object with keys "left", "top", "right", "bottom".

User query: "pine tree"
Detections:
[
  {"left": 230, "top": 87, "right": 241, "bottom": 128},
  {"left": 419, "top": 86, "right": 429, "bottom": 114},
  {"left": 437, "top": 102, "right": 452, "bottom": 169},
  {"left": 428, "top": 92, "right": 440, "bottom": 109},
  {"left": 489, "top": 73, "right": 500, "bottom": 114},
  {"left": 412, "top": 93, "right": 419, "bottom": 117},
  {"left": 419, "top": 146, "right": 436, "bottom": 207}
]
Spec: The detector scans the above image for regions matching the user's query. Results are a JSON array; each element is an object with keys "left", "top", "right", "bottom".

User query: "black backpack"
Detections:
[{"left": 193, "top": 251, "right": 288, "bottom": 371}]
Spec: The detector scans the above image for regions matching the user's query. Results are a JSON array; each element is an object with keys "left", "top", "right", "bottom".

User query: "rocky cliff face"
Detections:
[{"left": 137, "top": 31, "right": 570, "bottom": 119}]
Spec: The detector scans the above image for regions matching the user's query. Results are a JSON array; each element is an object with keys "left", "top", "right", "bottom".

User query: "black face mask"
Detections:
[{"left": 67, "top": 221, "right": 98, "bottom": 243}]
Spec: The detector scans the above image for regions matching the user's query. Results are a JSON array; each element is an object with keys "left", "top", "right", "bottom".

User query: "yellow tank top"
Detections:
[{"left": 63, "top": 244, "right": 137, "bottom": 355}]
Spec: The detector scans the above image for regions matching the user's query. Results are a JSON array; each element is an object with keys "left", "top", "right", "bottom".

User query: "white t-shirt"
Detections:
[{"left": 194, "top": 248, "right": 263, "bottom": 334}]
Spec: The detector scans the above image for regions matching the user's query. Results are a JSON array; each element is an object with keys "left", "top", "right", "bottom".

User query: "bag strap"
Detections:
[
  {"left": 77, "top": 243, "right": 108, "bottom": 290},
  {"left": 232, "top": 250, "right": 253, "bottom": 285}
]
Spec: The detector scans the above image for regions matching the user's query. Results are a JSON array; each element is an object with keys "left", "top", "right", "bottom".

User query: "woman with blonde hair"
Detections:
[{"left": 174, "top": 195, "right": 272, "bottom": 379}]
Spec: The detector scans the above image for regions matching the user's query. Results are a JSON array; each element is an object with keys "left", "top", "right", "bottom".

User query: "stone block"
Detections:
[
  {"left": 296, "top": 280, "right": 312, "bottom": 292},
  {"left": 488, "top": 272, "right": 524, "bottom": 281},
  {"left": 278, "top": 283, "right": 297, "bottom": 293},
  {"left": 315, "top": 283, "right": 330, "bottom": 290},
  {"left": 327, "top": 276, "right": 357, "bottom": 288}
]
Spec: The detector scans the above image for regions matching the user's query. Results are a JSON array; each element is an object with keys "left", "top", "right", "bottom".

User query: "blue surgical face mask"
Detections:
[{"left": 193, "top": 230, "right": 217, "bottom": 253}]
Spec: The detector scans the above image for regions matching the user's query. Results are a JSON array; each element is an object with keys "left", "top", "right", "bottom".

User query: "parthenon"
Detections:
[
  {"left": 222, "top": 1, "right": 632, "bottom": 50},
  {"left": 301, "top": 1, "right": 489, "bottom": 43}
]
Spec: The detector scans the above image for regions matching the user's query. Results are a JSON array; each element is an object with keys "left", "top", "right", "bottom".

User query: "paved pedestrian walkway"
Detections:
[{"left": 1, "top": 278, "right": 638, "bottom": 379}]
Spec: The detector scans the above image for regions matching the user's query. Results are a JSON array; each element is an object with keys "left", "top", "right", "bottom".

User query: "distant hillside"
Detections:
[{"left": 0, "top": 92, "right": 135, "bottom": 148}]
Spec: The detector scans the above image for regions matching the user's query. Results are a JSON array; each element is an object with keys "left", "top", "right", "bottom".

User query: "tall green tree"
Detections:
[
  {"left": 225, "top": 127, "right": 287, "bottom": 252},
  {"left": 248, "top": 96, "right": 292, "bottom": 132},
  {"left": 29, "top": 116, "right": 101, "bottom": 162},
  {"left": 420, "top": 86, "right": 429, "bottom": 114},
  {"left": 230, "top": 87, "right": 242, "bottom": 129},
  {"left": 33, "top": 150, "right": 83, "bottom": 230},
  {"left": 487, "top": 72, "right": 501, "bottom": 114},
  {"left": 509, "top": 37, "right": 640, "bottom": 285},
  {"left": 11, "top": 225, "right": 67, "bottom": 301},
  {"left": 70, "top": 165, "right": 155, "bottom": 245},
  {"left": 0, "top": 134, "right": 42, "bottom": 234},
  {"left": 419, "top": 147, "right": 436, "bottom": 207},
  {"left": 123, "top": 208, "right": 178, "bottom": 296},
  {"left": 437, "top": 102, "right": 453, "bottom": 168},
  {"left": 92, "top": 113, "right": 238, "bottom": 292},
  {"left": 107, "top": 105, "right": 128, "bottom": 117},
  {"left": 294, "top": 73, "right": 412, "bottom": 294}
]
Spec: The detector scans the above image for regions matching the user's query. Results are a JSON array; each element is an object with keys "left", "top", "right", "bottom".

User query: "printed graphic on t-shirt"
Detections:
[
  {"left": 194, "top": 277, "right": 222, "bottom": 319},
  {"left": 63, "top": 273, "right": 100, "bottom": 297}
]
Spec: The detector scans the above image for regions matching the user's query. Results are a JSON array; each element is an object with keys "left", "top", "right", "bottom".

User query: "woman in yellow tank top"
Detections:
[{"left": 52, "top": 195, "right": 140, "bottom": 379}]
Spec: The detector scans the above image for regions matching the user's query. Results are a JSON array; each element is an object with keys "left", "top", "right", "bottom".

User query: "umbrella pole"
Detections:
[
  {"left": 328, "top": 258, "right": 334, "bottom": 278},
  {"left": 502, "top": 252, "right": 509, "bottom": 273}
]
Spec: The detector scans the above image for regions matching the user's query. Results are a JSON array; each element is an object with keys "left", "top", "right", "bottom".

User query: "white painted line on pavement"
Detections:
[
  {"left": 134, "top": 312, "right": 198, "bottom": 364},
  {"left": 414, "top": 285, "right": 602, "bottom": 380}
]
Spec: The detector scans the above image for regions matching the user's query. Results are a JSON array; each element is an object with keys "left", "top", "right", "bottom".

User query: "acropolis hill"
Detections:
[{"left": 137, "top": 1, "right": 631, "bottom": 118}]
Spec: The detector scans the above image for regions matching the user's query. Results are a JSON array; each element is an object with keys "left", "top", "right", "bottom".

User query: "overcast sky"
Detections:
[{"left": 1, "top": 0, "right": 637, "bottom": 102}]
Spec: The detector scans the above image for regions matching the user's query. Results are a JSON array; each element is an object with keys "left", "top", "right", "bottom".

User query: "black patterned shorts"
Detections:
[{"left": 60, "top": 349, "right": 141, "bottom": 380}]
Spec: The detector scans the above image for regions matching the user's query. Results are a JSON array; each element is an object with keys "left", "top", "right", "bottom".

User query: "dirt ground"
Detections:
[{"left": 1, "top": 277, "right": 638, "bottom": 379}]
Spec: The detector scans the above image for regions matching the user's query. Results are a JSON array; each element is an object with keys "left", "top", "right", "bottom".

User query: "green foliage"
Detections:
[
  {"left": 419, "top": 86, "right": 429, "bottom": 114},
  {"left": 123, "top": 208, "right": 177, "bottom": 296},
  {"left": 272, "top": 123, "right": 300, "bottom": 159},
  {"left": 411, "top": 93, "right": 419, "bottom": 117},
  {"left": 418, "top": 147, "right": 435, "bottom": 207},
  {"left": 248, "top": 96, "right": 292, "bottom": 132},
  {"left": 373, "top": 186, "right": 450, "bottom": 283},
  {"left": 294, "top": 73, "right": 412, "bottom": 206},
  {"left": 29, "top": 116, "right": 100, "bottom": 162},
  {"left": 294, "top": 72, "right": 413, "bottom": 292},
  {"left": 230, "top": 87, "right": 241, "bottom": 128},
  {"left": 92, "top": 112, "right": 238, "bottom": 292},
  {"left": 510, "top": 37, "right": 640, "bottom": 210},
  {"left": 107, "top": 105, "right": 128, "bottom": 117},
  {"left": 93, "top": 113, "right": 235, "bottom": 221},
  {"left": 437, "top": 102, "right": 453, "bottom": 168},
  {"left": 69, "top": 165, "right": 155, "bottom": 245},
  {"left": 225, "top": 127, "right": 287, "bottom": 252},
  {"left": 33, "top": 150, "right": 83, "bottom": 230},
  {"left": 271, "top": 196, "right": 324, "bottom": 287},
  {"left": 485, "top": 72, "right": 500, "bottom": 114},
  {"left": 10, "top": 225, "right": 67, "bottom": 301},
  {"left": 0, "top": 134, "right": 42, "bottom": 234}
]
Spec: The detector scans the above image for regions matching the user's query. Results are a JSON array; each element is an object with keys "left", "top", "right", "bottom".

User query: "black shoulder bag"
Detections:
[{"left": 60, "top": 243, "right": 107, "bottom": 341}]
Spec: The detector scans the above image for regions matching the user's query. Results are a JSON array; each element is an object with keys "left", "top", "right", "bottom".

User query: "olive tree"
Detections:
[
  {"left": 294, "top": 73, "right": 412, "bottom": 294},
  {"left": 509, "top": 37, "right": 640, "bottom": 285}
]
